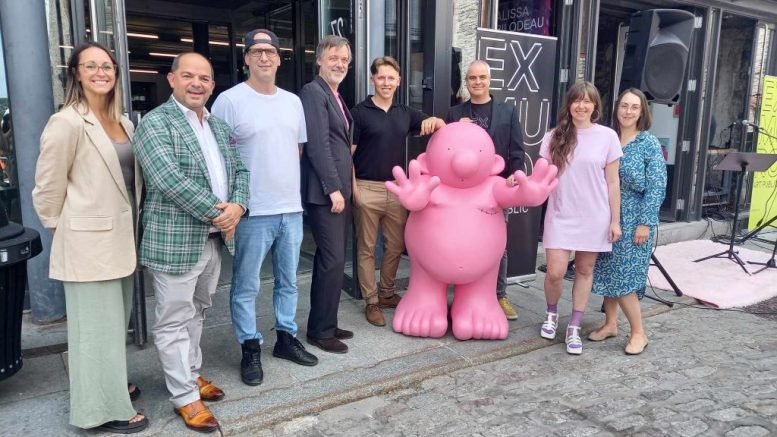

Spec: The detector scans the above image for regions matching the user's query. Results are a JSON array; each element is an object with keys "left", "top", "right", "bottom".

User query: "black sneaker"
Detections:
[
  {"left": 240, "top": 339, "right": 263, "bottom": 386},
  {"left": 273, "top": 331, "right": 319, "bottom": 366}
]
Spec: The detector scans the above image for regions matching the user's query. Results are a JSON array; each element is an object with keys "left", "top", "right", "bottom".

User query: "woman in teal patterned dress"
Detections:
[{"left": 588, "top": 88, "right": 667, "bottom": 355}]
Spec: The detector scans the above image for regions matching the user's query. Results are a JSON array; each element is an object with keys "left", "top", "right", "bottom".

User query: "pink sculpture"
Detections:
[{"left": 386, "top": 122, "right": 558, "bottom": 340}]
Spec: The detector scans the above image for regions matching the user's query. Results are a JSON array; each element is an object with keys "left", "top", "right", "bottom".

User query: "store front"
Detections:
[
  {"left": 1, "top": 0, "right": 458, "bottom": 322},
  {"left": 2, "top": 0, "right": 775, "bottom": 323},
  {"left": 476, "top": 0, "right": 777, "bottom": 222}
]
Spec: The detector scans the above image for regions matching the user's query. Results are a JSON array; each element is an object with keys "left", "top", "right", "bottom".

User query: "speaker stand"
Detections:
[{"left": 646, "top": 252, "right": 683, "bottom": 307}]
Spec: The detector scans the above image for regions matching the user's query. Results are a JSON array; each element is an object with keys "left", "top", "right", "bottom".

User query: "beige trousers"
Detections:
[
  {"left": 150, "top": 238, "right": 222, "bottom": 408},
  {"left": 353, "top": 179, "right": 407, "bottom": 304}
]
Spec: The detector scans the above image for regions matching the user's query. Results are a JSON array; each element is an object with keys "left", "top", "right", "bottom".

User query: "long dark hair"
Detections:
[
  {"left": 62, "top": 41, "right": 123, "bottom": 122},
  {"left": 550, "top": 81, "right": 602, "bottom": 173},
  {"left": 612, "top": 87, "right": 652, "bottom": 137}
]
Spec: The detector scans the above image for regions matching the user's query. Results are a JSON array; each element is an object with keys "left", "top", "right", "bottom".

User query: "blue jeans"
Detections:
[{"left": 230, "top": 213, "right": 303, "bottom": 344}]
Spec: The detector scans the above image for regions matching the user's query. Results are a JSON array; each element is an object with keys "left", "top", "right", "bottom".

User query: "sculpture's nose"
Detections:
[{"left": 451, "top": 150, "right": 479, "bottom": 179}]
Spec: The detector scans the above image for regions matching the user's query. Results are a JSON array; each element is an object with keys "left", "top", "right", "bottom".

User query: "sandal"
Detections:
[
  {"left": 95, "top": 413, "right": 149, "bottom": 434},
  {"left": 128, "top": 383, "right": 141, "bottom": 401}
]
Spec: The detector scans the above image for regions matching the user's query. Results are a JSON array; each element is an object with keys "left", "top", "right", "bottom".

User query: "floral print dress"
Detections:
[{"left": 592, "top": 131, "right": 667, "bottom": 298}]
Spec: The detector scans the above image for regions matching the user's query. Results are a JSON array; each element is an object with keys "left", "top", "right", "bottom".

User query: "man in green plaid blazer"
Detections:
[
  {"left": 132, "top": 52, "right": 248, "bottom": 433},
  {"left": 133, "top": 98, "right": 248, "bottom": 274}
]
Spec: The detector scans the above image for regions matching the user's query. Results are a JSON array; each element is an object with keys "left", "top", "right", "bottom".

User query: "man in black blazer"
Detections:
[
  {"left": 446, "top": 59, "right": 525, "bottom": 321},
  {"left": 299, "top": 35, "right": 355, "bottom": 353}
]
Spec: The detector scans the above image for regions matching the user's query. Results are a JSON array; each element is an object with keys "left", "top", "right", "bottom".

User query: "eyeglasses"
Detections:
[
  {"left": 618, "top": 103, "right": 641, "bottom": 112},
  {"left": 79, "top": 62, "right": 116, "bottom": 74},
  {"left": 247, "top": 48, "right": 278, "bottom": 58}
]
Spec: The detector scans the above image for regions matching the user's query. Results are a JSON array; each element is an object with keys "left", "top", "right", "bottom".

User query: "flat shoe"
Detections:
[
  {"left": 95, "top": 414, "right": 149, "bottom": 434},
  {"left": 588, "top": 329, "right": 617, "bottom": 342},
  {"left": 625, "top": 337, "right": 649, "bottom": 355}
]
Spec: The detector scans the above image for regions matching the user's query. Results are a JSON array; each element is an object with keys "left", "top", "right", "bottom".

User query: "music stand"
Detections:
[
  {"left": 694, "top": 151, "right": 777, "bottom": 275},
  {"left": 748, "top": 237, "right": 777, "bottom": 274}
]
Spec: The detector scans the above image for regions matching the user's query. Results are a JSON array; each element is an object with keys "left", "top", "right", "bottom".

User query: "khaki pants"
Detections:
[
  {"left": 353, "top": 179, "right": 407, "bottom": 304},
  {"left": 150, "top": 238, "right": 222, "bottom": 408}
]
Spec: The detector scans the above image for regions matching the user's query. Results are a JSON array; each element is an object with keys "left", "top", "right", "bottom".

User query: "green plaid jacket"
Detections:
[{"left": 132, "top": 97, "right": 249, "bottom": 274}]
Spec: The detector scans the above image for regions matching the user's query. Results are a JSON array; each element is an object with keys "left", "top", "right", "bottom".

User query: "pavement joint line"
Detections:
[{"left": 222, "top": 334, "right": 570, "bottom": 433}]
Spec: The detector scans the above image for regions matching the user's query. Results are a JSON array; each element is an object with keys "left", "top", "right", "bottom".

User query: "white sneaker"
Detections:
[
  {"left": 540, "top": 312, "right": 558, "bottom": 339},
  {"left": 566, "top": 325, "right": 583, "bottom": 355}
]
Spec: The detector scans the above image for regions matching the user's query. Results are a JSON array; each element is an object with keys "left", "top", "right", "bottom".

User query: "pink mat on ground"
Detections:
[{"left": 647, "top": 239, "right": 777, "bottom": 309}]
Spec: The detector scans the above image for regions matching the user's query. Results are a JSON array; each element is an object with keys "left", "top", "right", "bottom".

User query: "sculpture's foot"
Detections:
[
  {"left": 451, "top": 285, "right": 509, "bottom": 340},
  {"left": 392, "top": 286, "right": 448, "bottom": 338}
]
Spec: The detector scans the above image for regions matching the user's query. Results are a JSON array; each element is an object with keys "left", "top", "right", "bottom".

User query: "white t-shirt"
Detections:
[{"left": 212, "top": 82, "right": 306, "bottom": 216}]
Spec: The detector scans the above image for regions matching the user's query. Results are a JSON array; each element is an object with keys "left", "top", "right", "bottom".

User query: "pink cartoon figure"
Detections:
[{"left": 386, "top": 122, "right": 558, "bottom": 340}]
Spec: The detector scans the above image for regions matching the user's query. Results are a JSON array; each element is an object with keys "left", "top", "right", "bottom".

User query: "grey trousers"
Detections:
[{"left": 150, "top": 238, "right": 222, "bottom": 408}]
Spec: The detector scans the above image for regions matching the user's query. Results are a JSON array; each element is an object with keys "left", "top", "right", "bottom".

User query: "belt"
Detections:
[{"left": 208, "top": 232, "right": 222, "bottom": 240}]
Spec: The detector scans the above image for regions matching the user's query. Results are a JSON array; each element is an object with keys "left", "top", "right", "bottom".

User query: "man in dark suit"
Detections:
[
  {"left": 446, "top": 59, "right": 525, "bottom": 321},
  {"left": 299, "top": 35, "right": 355, "bottom": 354}
]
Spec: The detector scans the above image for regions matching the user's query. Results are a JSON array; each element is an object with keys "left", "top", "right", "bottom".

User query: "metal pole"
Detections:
[
  {"left": 0, "top": 0, "right": 65, "bottom": 322},
  {"left": 113, "top": 0, "right": 132, "bottom": 117}
]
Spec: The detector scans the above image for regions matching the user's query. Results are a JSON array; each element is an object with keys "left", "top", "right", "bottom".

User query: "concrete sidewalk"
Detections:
[
  {"left": 0, "top": 220, "right": 739, "bottom": 435},
  {"left": 0, "top": 266, "right": 680, "bottom": 436}
]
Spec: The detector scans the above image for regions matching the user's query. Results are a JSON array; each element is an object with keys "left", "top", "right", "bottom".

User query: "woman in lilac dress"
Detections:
[
  {"left": 588, "top": 88, "right": 667, "bottom": 355},
  {"left": 539, "top": 82, "right": 622, "bottom": 355}
]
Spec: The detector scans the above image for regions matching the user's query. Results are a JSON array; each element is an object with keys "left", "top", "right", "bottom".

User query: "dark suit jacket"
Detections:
[
  {"left": 446, "top": 99, "right": 525, "bottom": 178},
  {"left": 299, "top": 75, "right": 353, "bottom": 205}
]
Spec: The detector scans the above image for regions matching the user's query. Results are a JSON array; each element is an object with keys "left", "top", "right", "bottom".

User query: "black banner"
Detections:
[{"left": 475, "top": 27, "right": 557, "bottom": 280}]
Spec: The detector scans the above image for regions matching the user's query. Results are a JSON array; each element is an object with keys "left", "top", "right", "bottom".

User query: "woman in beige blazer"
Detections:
[{"left": 32, "top": 42, "right": 148, "bottom": 434}]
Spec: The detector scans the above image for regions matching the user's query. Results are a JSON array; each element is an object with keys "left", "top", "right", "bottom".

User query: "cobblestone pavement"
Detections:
[
  {"left": 250, "top": 307, "right": 777, "bottom": 437},
  {"left": 745, "top": 296, "right": 777, "bottom": 322}
]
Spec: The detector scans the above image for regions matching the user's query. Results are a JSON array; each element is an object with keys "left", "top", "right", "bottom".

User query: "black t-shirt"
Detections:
[
  {"left": 351, "top": 97, "right": 428, "bottom": 181},
  {"left": 470, "top": 101, "right": 492, "bottom": 130}
]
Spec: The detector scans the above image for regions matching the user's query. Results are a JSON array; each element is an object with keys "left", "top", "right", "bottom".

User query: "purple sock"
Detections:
[
  {"left": 547, "top": 303, "right": 558, "bottom": 314},
  {"left": 570, "top": 310, "right": 584, "bottom": 327}
]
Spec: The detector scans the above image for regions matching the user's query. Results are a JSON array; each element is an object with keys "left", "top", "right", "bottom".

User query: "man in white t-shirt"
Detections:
[{"left": 212, "top": 29, "right": 318, "bottom": 387}]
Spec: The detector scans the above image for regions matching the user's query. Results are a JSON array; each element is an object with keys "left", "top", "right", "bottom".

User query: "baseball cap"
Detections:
[{"left": 244, "top": 29, "right": 280, "bottom": 52}]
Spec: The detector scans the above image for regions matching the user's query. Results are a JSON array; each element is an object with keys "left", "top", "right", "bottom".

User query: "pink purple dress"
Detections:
[{"left": 540, "top": 124, "right": 623, "bottom": 252}]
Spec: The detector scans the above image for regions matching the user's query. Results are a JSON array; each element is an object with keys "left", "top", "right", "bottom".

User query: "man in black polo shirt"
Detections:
[
  {"left": 446, "top": 59, "right": 525, "bottom": 321},
  {"left": 351, "top": 56, "right": 444, "bottom": 327}
]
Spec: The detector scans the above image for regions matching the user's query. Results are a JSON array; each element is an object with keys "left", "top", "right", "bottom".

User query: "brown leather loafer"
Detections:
[
  {"left": 175, "top": 399, "right": 219, "bottom": 433},
  {"left": 196, "top": 376, "right": 225, "bottom": 401},
  {"left": 306, "top": 335, "right": 348, "bottom": 353},
  {"left": 378, "top": 293, "right": 402, "bottom": 308}
]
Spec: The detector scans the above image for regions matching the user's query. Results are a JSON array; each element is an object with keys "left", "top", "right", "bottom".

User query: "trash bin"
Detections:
[{"left": 0, "top": 207, "right": 42, "bottom": 382}]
